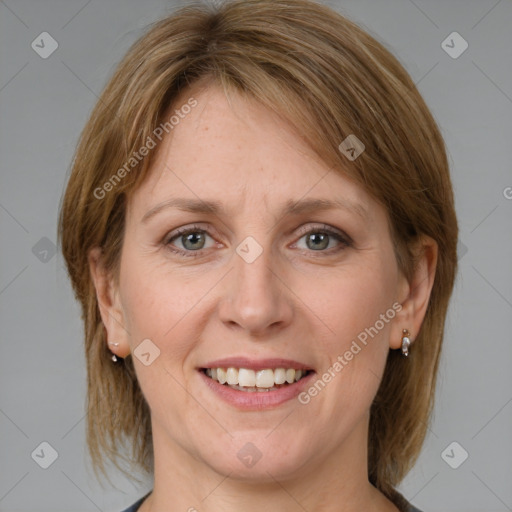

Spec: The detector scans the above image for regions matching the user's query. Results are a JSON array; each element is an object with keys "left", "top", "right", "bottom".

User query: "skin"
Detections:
[{"left": 89, "top": 84, "right": 437, "bottom": 512}]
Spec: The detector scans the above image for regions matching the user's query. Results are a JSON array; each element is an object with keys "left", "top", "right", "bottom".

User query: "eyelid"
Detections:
[
  {"left": 294, "top": 223, "right": 352, "bottom": 244},
  {"left": 164, "top": 222, "right": 217, "bottom": 241}
]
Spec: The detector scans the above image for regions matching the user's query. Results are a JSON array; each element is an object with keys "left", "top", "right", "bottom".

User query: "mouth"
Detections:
[
  {"left": 198, "top": 357, "right": 316, "bottom": 409},
  {"left": 201, "top": 367, "right": 314, "bottom": 392}
]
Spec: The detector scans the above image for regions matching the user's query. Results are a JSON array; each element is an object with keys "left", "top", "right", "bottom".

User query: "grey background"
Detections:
[{"left": 1, "top": 0, "right": 511, "bottom": 511}]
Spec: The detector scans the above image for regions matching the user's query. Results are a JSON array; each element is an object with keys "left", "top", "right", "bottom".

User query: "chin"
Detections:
[{"left": 200, "top": 437, "right": 313, "bottom": 482}]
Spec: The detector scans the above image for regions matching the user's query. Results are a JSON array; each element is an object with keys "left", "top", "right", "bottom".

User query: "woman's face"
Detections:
[{"left": 101, "top": 85, "right": 413, "bottom": 481}]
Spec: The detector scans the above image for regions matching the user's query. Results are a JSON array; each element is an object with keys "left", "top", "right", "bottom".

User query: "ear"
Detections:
[
  {"left": 88, "top": 247, "right": 131, "bottom": 358},
  {"left": 390, "top": 235, "right": 438, "bottom": 350}
]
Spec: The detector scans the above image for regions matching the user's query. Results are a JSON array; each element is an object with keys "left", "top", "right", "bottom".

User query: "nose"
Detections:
[{"left": 218, "top": 242, "right": 294, "bottom": 337}]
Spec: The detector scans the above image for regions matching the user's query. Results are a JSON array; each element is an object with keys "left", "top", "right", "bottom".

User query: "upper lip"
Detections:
[{"left": 200, "top": 357, "right": 314, "bottom": 372}]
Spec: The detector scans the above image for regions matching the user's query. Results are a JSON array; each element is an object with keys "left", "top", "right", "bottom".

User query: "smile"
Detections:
[{"left": 203, "top": 367, "right": 312, "bottom": 392}]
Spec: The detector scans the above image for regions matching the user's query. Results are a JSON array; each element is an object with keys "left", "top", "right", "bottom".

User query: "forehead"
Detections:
[{"left": 127, "top": 84, "right": 375, "bottom": 221}]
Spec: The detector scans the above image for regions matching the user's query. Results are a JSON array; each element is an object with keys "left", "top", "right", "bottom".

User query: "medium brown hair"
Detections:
[{"left": 58, "top": 0, "right": 458, "bottom": 506}]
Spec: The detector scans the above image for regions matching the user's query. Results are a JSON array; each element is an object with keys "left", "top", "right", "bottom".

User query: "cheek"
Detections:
[
  {"left": 307, "top": 255, "right": 397, "bottom": 403},
  {"left": 118, "top": 252, "right": 224, "bottom": 391},
  {"left": 120, "top": 249, "right": 204, "bottom": 340},
  {"left": 316, "top": 257, "right": 396, "bottom": 346},
  {"left": 118, "top": 261, "right": 203, "bottom": 422}
]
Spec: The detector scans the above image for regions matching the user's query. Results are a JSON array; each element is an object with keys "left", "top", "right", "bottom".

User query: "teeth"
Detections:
[
  {"left": 238, "top": 368, "right": 256, "bottom": 387},
  {"left": 256, "top": 369, "right": 274, "bottom": 388},
  {"left": 204, "top": 366, "right": 309, "bottom": 389},
  {"left": 226, "top": 367, "right": 238, "bottom": 385},
  {"left": 217, "top": 368, "right": 227, "bottom": 384},
  {"left": 274, "top": 368, "right": 286, "bottom": 384}
]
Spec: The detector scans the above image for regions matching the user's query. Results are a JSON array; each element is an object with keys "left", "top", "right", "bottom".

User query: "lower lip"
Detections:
[{"left": 198, "top": 370, "right": 315, "bottom": 410}]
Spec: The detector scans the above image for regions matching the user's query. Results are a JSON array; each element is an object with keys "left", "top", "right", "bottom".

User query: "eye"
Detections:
[
  {"left": 164, "top": 225, "right": 217, "bottom": 256},
  {"left": 163, "top": 223, "right": 352, "bottom": 258},
  {"left": 293, "top": 224, "right": 352, "bottom": 253}
]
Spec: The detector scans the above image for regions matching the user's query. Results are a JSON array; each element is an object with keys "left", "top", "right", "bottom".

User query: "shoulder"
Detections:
[
  {"left": 402, "top": 497, "right": 424, "bottom": 512},
  {"left": 391, "top": 489, "right": 424, "bottom": 512},
  {"left": 120, "top": 494, "right": 148, "bottom": 512}
]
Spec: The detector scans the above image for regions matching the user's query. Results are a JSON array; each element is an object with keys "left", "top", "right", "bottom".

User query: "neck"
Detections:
[{"left": 138, "top": 413, "right": 399, "bottom": 512}]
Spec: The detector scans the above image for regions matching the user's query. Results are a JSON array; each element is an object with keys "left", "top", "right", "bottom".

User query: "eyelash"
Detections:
[{"left": 163, "top": 223, "right": 352, "bottom": 259}]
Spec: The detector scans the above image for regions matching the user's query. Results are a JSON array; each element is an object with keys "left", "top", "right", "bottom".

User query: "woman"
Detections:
[{"left": 58, "top": 1, "right": 458, "bottom": 511}]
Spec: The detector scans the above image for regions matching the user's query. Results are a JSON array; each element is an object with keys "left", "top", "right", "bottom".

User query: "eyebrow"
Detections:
[{"left": 141, "top": 197, "right": 369, "bottom": 224}]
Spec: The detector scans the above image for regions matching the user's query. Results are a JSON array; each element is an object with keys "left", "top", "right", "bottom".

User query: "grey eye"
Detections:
[
  {"left": 305, "top": 232, "right": 330, "bottom": 250},
  {"left": 180, "top": 232, "right": 206, "bottom": 250}
]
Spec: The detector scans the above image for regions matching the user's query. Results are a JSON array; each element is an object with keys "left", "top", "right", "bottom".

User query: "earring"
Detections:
[
  {"left": 109, "top": 342, "right": 120, "bottom": 362},
  {"left": 401, "top": 329, "right": 411, "bottom": 357}
]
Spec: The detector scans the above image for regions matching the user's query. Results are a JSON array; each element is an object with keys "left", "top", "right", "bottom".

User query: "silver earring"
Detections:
[
  {"left": 109, "top": 342, "right": 120, "bottom": 362},
  {"left": 401, "top": 329, "right": 411, "bottom": 357}
]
